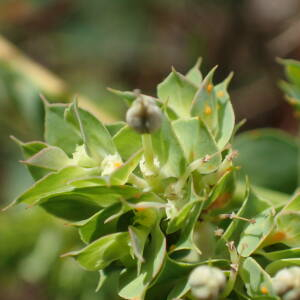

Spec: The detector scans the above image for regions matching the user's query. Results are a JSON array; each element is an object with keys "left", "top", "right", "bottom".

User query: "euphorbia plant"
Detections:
[{"left": 6, "top": 59, "right": 300, "bottom": 300}]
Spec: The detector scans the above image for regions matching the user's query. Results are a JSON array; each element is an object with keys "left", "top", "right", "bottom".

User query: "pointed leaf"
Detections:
[
  {"left": 186, "top": 58, "right": 202, "bottom": 86},
  {"left": 170, "top": 201, "right": 202, "bottom": 254},
  {"left": 191, "top": 67, "right": 218, "bottom": 134},
  {"left": 118, "top": 223, "right": 166, "bottom": 299},
  {"left": 65, "top": 101, "right": 116, "bottom": 162},
  {"left": 109, "top": 149, "right": 143, "bottom": 185},
  {"left": 129, "top": 225, "right": 150, "bottom": 264},
  {"left": 77, "top": 203, "right": 123, "bottom": 243},
  {"left": 157, "top": 69, "right": 197, "bottom": 118},
  {"left": 167, "top": 201, "right": 201, "bottom": 234},
  {"left": 215, "top": 73, "right": 235, "bottom": 149},
  {"left": 44, "top": 103, "right": 82, "bottom": 155},
  {"left": 238, "top": 207, "right": 276, "bottom": 257},
  {"left": 220, "top": 189, "right": 269, "bottom": 245},
  {"left": 151, "top": 114, "right": 186, "bottom": 177},
  {"left": 240, "top": 257, "right": 276, "bottom": 297},
  {"left": 15, "top": 166, "right": 96, "bottom": 206},
  {"left": 65, "top": 232, "right": 130, "bottom": 271},
  {"left": 11, "top": 137, "right": 48, "bottom": 159},
  {"left": 113, "top": 125, "right": 142, "bottom": 160},
  {"left": 22, "top": 146, "right": 71, "bottom": 171},
  {"left": 172, "top": 117, "right": 221, "bottom": 173}
]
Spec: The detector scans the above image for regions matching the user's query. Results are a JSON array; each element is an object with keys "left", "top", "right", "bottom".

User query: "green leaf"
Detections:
[
  {"left": 67, "top": 176, "right": 107, "bottom": 188},
  {"left": 279, "top": 80, "right": 300, "bottom": 110},
  {"left": 40, "top": 194, "right": 101, "bottom": 221},
  {"left": 69, "top": 185, "right": 141, "bottom": 207},
  {"left": 166, "top": 277, "right": 190, "bottom": 300},
  {"left": 171, "top": 201, "right": 203, "bottom": 254},
  {"left": 145, "top": 257, "right": 229, "bottom": 300},
  {"left": 15, "top": 166, "right": 96, "bottom": 206},
  {"left": 191, "top": 66, "right": 218, "bottom": 134},
  {"left": 118, "top": 223, "right": 166, "bottom": 299},
  {"left": 167, "top": 201, "right": 200, "bottom": 234},
  {"left": 281, "top": 192, "right": 300, "bottom": 211},
  {"left": 215, "top": 73, "right": 235, "bottom": 149},
  {"left": 186, "top": 58, "right": 203, "bottom": 86},
  {"left": 106, "top": 121, "right": 126, "bottom": 137},
  {"left": 266, "top": 258, "right": 300, "bottom": 275},
  {"left": 65, "top": 100, "right": 116, "bottom": 162},
  {"left": 157, "top": 68, "right": 197, "bottom": 118},
  {"left": 172, "top": 117, "right": 221, "bottom": 173},
  {"left": 11, "top": 137, "right": 51, "bottom": 180},
  {"left": 240, "top": 257, "right": 276, "bottom": 297},
  {"left": 64, "top": 232, "right": 130, "bottom": 271},
  {"left": 44, "top": 102, "right": 82, "bottom": 155},
  {"left": 237, "top": 207, "right": 276, "bottom": 257},
  {"left": 109, "top": 149, "right": 143, "bottom": 185},
  {"left": 113, "top": 125, "right": 142, "bottom": 161},
  {"left": 107, "top": 88, "right": 136, "bottom": 105},
  {"left": 129, "top": 225, "right": 150, "bottom": 266},
  {"left": 204, "top": 169, "right": 234, "bottom": 210},
  {"left": 151, "top": 114, "right": 186, "bottom": 177},
  {"left": 275, "top": 212, "right": 300, "bottom": 248},
  {"left": 77, "top": 203, "right": 123, "bottom": 243},
  {"left": 278, "top": 58, "right": 300, "bottom": 86},
  {"left": 22, "top": 146, "right": 71, "bottom": 171},
  {"left": 220, "top": 188, "right": 269, "bottom": 245},
  {"left": 234, "top": 129, "right": 298, "bottom": 194},
  {"left": 260, "top": 248, "right": 300, "bottom": 261},
  {"left": 11, "top": 136, "right": 48, "bottom": 159}
]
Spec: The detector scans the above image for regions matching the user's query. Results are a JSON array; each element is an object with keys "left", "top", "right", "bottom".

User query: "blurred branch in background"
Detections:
[{"left": 0, "top": 34, "right": 115, "bottom": 123}]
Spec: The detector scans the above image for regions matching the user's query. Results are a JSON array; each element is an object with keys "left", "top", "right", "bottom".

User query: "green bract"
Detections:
[{"left": 8, "top": 60, "right": 300, "bottom": 300}]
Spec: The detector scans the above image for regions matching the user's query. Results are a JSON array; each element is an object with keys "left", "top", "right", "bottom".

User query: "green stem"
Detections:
[
  {"left": 142, "top": 134, "right": 157, "bottom": 174},
  {"left": 128, "top": 174, "right": 148, "bottom": 189}
]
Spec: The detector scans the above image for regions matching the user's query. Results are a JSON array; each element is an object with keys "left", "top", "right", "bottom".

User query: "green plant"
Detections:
[{"left": 6, "top": 59, "right": 300, "bottom": 300}]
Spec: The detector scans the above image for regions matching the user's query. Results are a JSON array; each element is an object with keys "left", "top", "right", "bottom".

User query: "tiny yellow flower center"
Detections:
[
  {"left": 261, "top": 286, "right": 268, "bottom": 294},
  {"left": 207, "top": 83, "right": 213, "bottom": 92},
  {"left": 204, "top": 104, "right": 212, "bottom": 115},
  {"left": 217, "top": 90, "right": 224, "bottom": 97},
  {"left": 113, "top": 162, "right": 122, "bottom": 168}
]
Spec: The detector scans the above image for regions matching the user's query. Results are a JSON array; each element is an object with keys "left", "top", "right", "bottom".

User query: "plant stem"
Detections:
[
  {"left": 128, "top": 174, "right": 148, "bottom": 189},
  {"left": 142, "top": 134, "right": 157, "bottom": 174}
]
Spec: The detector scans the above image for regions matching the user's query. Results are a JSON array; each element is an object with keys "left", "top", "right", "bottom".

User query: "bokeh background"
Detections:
[{"left": 0, "top": 0, "right": 299, "bottom": 299}]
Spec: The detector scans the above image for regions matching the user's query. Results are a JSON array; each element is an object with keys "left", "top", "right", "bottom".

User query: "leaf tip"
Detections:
[
  {"left": 10, "top": 135, "right": 23, "bottom": 145},
  {"left": 40, "top": 93, "right": 50, "bottom": 106}
]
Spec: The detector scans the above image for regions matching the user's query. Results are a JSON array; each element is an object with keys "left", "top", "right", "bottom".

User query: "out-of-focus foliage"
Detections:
[
  {"left": 234, "top": 129, "right": 298, "bottom": 194},
  {"left": 234, "top": 59, "right": 300, "bottom": 198}
]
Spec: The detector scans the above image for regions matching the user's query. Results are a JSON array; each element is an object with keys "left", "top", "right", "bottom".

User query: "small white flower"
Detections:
[
  {"left": 101, "top": 153, "right": 123, "bottom": 176},
  {"left": 71, "top": 145, "right": 97, "bottom": 168}
]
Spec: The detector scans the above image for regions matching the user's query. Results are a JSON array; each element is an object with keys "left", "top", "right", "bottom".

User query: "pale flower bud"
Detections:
[
  {"left": 126, "top": 96, "right": 162, "bottom": 134},
  {"left": 188, "top": 265, "right": 226, "bottom": 300},
  {"left": 272, "top": 267, "right": 300, "bottom": 299},
  {"left": 72, "top": 145, "right": 98, "bottom": 168},
  {"left": 101, "top": 153, "right": 123, "bottom": 176}
]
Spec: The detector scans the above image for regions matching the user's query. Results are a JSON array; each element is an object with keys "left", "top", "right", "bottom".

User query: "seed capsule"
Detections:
[
  {"left": 126, "top": 96, "right": 162, "bottom": 134},
  {"left": 188, "top": 265, "right": 226, "bottom": 300}
]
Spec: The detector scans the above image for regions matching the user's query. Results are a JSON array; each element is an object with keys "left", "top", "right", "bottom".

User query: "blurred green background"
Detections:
[{"left": 0, "top": 0, "right": 299, "bottom": 299}]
